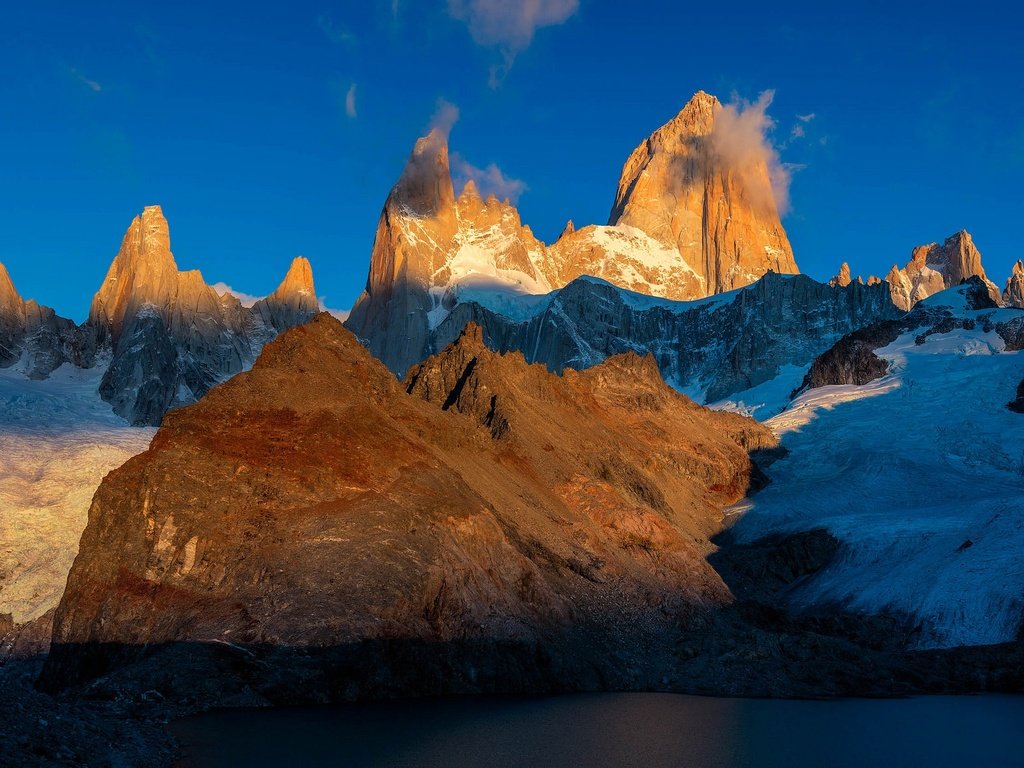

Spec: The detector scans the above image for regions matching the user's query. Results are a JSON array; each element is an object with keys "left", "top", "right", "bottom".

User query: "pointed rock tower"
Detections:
[
  {"left": 252, "top": 256, "right": 319, "bottom": 334},
  {"left": 1003, "top": 260, "right": 1024, "bottom": 308},
  {"left": 346, "top": 129, "right": 548, "bottom": 376},
  {"left": 604, "top": 91, "right": 798, "bottom": 294}
]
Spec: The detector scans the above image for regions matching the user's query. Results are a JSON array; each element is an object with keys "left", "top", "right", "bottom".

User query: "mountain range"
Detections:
[{"left": 2, "top": 89, "right": 1024, "bottom": 764}]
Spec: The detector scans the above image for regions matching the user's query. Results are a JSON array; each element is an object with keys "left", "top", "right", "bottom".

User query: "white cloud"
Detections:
[
  {"left": 790, "top": 124, "right": 806, "bottom": 140},
  {"left": 797, "top": 112, "right": 816, "bottom": 123},
  {"left": 452, "top": 154, "right": 527, "bottom": 204},
  {"left": 710, "top": 90, "right": 792, "bottom": 216},
  {"left": 70, "top": 68, "right": 102, "bottom": 93},
  {"left": 430, "top": 98, "right": 460, "bottom": 137},
  {"left": 447, "top": 0, "right": 579, "bottom": 86},
  {"left": 211, "top": 282, "right": 262, "bottom": 308},
  {"left": 345, "top": 83, "right": 357, "bottom": 118}
]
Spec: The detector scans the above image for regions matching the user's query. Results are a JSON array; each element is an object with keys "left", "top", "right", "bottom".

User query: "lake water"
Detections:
[{"left": 172, "top": 692, "right": 1024, "bottom": 767}]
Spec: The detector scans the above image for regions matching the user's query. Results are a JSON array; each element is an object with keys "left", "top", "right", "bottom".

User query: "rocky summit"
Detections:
[
  {"left": 606, "top": 91, "right": 797, "bottom": 294},
  {"left": 885, "top": 230, "right": 1001, "bottom": 310},
  {"left": 347, "top": 91, "right": 800, "bottom": 376},
  {"left": 41, "top": 314, "right": 774, "bottom": 699}
]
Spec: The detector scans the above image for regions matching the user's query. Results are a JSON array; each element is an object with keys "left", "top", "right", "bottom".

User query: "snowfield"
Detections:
[
  {"left": 0, "top": 364, "right": 154, "bottom": 624},
  {"left": 730, "top": 293, "right": 1024, "bottom": 648}
]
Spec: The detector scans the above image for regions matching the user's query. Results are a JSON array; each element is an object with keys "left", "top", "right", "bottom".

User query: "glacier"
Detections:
[{"left": 729, "top": 287, "right": 1024, "bottom": 648}]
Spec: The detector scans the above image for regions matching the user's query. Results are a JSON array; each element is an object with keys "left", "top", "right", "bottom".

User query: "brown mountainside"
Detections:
[{"left": 43, "top": 314, "right": 773, "bottom": 695}]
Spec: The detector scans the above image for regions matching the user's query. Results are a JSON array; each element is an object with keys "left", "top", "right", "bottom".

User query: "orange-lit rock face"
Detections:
[
  {"left": 886, "top": 230, "right": 1001, "bottom": 311},
  {"left": 84, "top": 205, "right": 320, "bottom": 424},
  {"left": 604, "top": 91, "right": 798, "bottom": 296},
  {"left": 47, "top": 315, "right": 773, "bottom": 687},
  {"left": 347, "top": 91, "right": 800, "bottom": 376}
]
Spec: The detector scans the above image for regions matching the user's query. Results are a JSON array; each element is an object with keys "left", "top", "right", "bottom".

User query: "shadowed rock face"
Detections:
[
  {"left": 434, "top": 273, "right": 902, "bottom": 406},
  {"left": 42, "top": 315, "right": 774, "bottom": 694},
  {"left": 0, "top": 262, "right": 97, "bottom": 377}
]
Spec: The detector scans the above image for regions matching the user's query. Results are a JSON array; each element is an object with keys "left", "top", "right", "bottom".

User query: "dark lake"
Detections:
[{"left": 171, "top": 692, "right": 1024, "bottom": 767}]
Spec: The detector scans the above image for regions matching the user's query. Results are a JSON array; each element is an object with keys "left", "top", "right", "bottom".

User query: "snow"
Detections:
[
  {"left": 730, "top": 310, "right": 1024, "bottom": 648},
  {"left": 0, "top": 364, "right": 154, "bottom": 623},
  {"left": 709, "top": 363, "right": 811, "bottom": 419}
]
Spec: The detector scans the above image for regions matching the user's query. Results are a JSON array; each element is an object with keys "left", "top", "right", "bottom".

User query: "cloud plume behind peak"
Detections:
[
  {"left": 452, "top": 153, "right": 528, "bottom": 204},
  {"left": 710, "top": 90, "right": 792, "bottom": 217}
]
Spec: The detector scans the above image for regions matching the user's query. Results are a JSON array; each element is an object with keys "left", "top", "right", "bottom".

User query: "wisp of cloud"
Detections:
[
  {"left": 448, "top": 0, "right": 579, "bottom": 86},
  {"left": 452, "top": 154, "right": 528, "bottom": 204},
  {"left": 709, "top": 91, "right": 791, "bottom": 216}
]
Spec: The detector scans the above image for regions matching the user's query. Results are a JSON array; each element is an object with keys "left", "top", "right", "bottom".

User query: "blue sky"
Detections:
[{"left": 2, "top": 1, "right": 1022, "bottom": 320}]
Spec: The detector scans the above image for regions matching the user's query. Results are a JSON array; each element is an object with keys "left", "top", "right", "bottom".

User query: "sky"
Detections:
[{"left": 2, "top": 1, "right": 1022, "bottom": 321}]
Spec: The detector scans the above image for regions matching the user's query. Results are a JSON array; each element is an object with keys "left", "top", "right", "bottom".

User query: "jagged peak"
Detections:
[
  {"left": 1012, "top": 259, "right": 1024, "bottom": 276},
  {"left": 390, "top": 128, "right": 455, "bottom": 218},
  {"left": 458, "top": 178, "right": 481, "bottom": 202},
  {"left": 559, "top": 219, "right": 575, "bottom": 239},
  {"left": 274, "top": 256, "right": 315, "bottom": 297}
]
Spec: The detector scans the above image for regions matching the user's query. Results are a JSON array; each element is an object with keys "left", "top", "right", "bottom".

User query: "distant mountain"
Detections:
[
  {"left": 347, "top": 91, "right": 800, "bottom": 376},
  {"left": 883, "top": 230, "right": 1001, "bottom": 310},
  {"left": 0, "top": 206, "right": 319, "bottom": 425},
  {"left": 1004, "top": 259, "right": 1024, "bottom": 308}
]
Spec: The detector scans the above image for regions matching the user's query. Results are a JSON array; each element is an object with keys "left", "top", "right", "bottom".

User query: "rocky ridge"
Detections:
[{"left": 432, "top": 272, "right": 902, "bottom": 415}]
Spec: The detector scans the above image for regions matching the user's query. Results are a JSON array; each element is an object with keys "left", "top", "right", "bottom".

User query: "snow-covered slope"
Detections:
[
  {"left": 729, "top": 285, "right": 1024, "bottom": 648},
  {"left": 0, "top": 365, "right": 153, "bottom": 624}
]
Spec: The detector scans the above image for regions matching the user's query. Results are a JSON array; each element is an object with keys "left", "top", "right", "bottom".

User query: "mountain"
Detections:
[
  {"left": 1003, "top": 260, "right": 1024, "bottom": 308},
  {"left": 0, "top": 205, "right": 321, "bottom": 426},
  {"left": 347, "top": 91, "right": 800, "bottom": 376},
  {"left": 345, "top": 132, "right": 550, "bottom": 376},
  {"left": 885, "top": 230, "right": 1001, "bottom": 310},
  {"left": 433, "top": 272, "right": 902, "bottom": 418},
  {"left": 41, "top": 314, "right": 774, "bottom": 697},
  {"left": 605, "top": 90, "right": 797, "bottom": 294}
]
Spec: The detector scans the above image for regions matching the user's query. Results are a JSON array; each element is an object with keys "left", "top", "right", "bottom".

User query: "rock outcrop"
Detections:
[
  {"left": 41, "top": 314, "right": 774, "bottom": 697},
  {"left": 1003, "top": 260, "right": 1024, "bottom": 308},
  {"left": 88, "top": 206, "right": 319, "bottom": 425},
  {"left": 829, "top": 262, "right": 852, "bottom": 288},
  {"left": 347, "top": 91, "right": 800, "bottom": 376},
  {"left": 886, "top": 231, "right": 1001, "bottom": 310}
]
